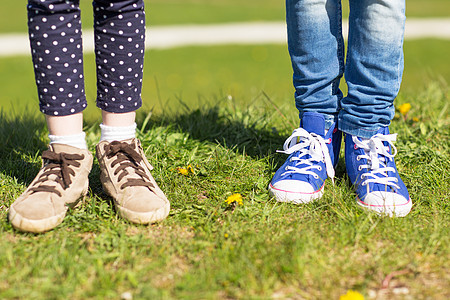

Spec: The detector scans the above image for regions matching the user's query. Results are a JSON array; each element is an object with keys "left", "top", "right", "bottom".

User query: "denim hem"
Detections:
[{"left": 338, "top": 118, "right": 381, "bottom": 139}]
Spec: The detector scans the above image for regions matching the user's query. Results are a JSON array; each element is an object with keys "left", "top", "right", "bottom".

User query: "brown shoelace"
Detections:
[
  {"left": 103, "top": 141, "right": 155, "bottom": 190},
  {"left": 29, "top": 151, "right": 85, "bottom": 197}
]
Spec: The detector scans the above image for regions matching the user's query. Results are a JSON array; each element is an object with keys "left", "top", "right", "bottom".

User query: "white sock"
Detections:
[
  {"left": 100, "top": 123, "right": 137, "bottom": 142},
  {"left": 48, "top": 132, "right": 88, "bottom": 149}
]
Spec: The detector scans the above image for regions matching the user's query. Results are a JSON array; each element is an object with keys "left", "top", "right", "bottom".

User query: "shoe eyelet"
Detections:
[
  {"left": 358, "top": 166, "right": 363, "bottom": 171},
  {"left": 317, "top": 166, "right": 322, "bottom": 171},
  {"left": 328, "top": 138, "right": 332, "bottom": 143},
  {"left": 314, "top": 175, "right": 319, "bottom": 179},
  {"left": 362, "top": 182, "right": 367, "bottom": 186},
  {"left": 356, "top": 156, "right": 361, "bottom": 161},
  {"left": 354, "top": 145, "right": 358, "bottom": 150}
]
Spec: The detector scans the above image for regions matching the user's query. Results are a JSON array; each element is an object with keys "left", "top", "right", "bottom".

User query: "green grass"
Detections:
[
  {"left": 0, "top": 3, "right": 449, "bottom": 297},
  {"left": 1, "top": 0, "right": 284, "bottom": 34},
  {"left": 0, "top": 80, "right": 449, "bottom": 298},
  {"left": 1, "top": 0, "right": 449, "bottom": 34},
  {"left": 1, "top": 40, "right": 449, "bottom": 121}
]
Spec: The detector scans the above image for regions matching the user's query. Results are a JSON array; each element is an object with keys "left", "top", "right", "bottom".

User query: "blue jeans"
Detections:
[{"left": 286, "top": 0, "right": 405, "bottom": 138}]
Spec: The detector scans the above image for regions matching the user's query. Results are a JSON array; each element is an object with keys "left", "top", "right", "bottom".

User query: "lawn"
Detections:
[
  {"left": 0, "top": 1, "right": 449, "bottom": 299},
  {"left": 0, "top": 79, "right": 449, "bottom": 299},
  {"left": 1, "top": 40, "right": 449, "bottom": 297}
]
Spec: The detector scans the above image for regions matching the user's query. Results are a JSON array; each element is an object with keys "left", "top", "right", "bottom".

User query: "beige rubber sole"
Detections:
[
  {"left": 8, "top": 205, "right": 67, "bottom": 233},
  {"left": 8, "top": 191, "right": 88, "bottom": 233},
  {"left": 115, "top": 201, "right": 170, "bottom": 224}
]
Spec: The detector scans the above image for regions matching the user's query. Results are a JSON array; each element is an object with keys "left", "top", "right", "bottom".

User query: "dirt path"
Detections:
[{"left": 1, "top": 18, "right": 449, "bottom": 57}]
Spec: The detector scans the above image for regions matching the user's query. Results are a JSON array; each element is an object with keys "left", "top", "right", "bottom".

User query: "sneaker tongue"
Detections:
[
  {"left": 301, "top": 112, "right": 325, "bottom": 137},
  {"left": 377, "top": 126, "right": 390, "bottom": 135}
]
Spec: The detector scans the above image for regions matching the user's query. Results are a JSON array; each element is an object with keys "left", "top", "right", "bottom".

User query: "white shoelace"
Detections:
[
  {"left": 352, "top": 133, "right": 400, "bottom": 189},
  {"left": 277, "top": 128, "right": 335, "bottom": 182}
]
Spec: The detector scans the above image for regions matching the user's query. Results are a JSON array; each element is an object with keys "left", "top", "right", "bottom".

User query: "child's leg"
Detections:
[
  {"left": 28, "top": 0, "right": 87, "bottom": 146},
  {"left": 341, "top": 0, "right": 405, "bottom": 138},
  {"left": 45, "top": 113, "right": 83, "bottom": 134},
  {"left": 93, "top": 0, "right": 145, "bottom": 115},
  {"left": 92, "top": 0, "right": 170, "bottom": 224},
  {"left": 286, "top": 0, "right": 344, "bottom": 128},
  {"left": 9, "top": 0, "right": 93, "bottom": 233},
  {"left": 269, "top": 0, "right": 344, "bottom": 204},
  {"left": 94, "top": 0, "right": 143, "bottom": 141},
  {"left": 342, "top": 0, "right": 411, "bottom": 217},
  {"left": 28, "top": 0, "right": 87, "bottom": 119},
  {"left": 102, "top": 111, "right": 135, "bottom": 127}
]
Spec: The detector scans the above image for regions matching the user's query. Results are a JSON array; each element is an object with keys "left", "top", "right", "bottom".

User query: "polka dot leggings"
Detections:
[{"left": 28, "top": 0, "right": 145, "bottom": 116}]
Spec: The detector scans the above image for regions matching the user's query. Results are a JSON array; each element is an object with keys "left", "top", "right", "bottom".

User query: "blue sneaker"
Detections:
[
  {"left": 345, "top": 127, "right": 412, "bottom": 217},
  {"left": 269, "top": 112, "right": 341, "bottom": 204}
]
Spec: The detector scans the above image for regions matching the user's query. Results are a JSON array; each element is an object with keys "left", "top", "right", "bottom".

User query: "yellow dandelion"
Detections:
[
  {"left": 224, "top": 233, "right": 229, "bottom": 238},
  {"left": 187, "top": 164, "right": 195, "bottom": 173},
  {"left": 339, "top": 290, "right": 364, "bottom": 300},
  {"left": 225, "top": 193, "right": 243, "bottom": 206},
  {"left": 177, "top": 167, "right": 189, "bottom": 175},
  {"left": 398, "top": 103, "right": 411, "bottom": 116},
  {"left": 412, "top": 117, "right": 419, "bottom": 122}
]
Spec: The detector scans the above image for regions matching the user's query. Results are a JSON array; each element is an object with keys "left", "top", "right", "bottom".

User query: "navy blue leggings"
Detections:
[{"left": 28, "top": 0, "right": 145, "bottom": 116}]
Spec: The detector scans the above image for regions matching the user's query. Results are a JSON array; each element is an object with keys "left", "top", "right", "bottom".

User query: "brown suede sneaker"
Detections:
[
  {"left": 96, "top": 138, "right": 170, "bottom": 224},
  {"left": 8, "top": 144, "right": 93, "bottom": 233}
]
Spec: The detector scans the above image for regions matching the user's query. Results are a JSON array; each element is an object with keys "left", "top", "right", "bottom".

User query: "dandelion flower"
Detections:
[
  {"left": 398, "top": 103, "right": 411, "bottom": 116},
  {"left": 177, "top": 167, "right": 189, "bottom": 175},
  {"left": 225, "top": 193, "right": 243, "bottom": 206},
  {"left": 177, "top": 165, "right": 195, "bottom": 175},
  {"left": 412, "top": 117, "right": 419, "bottom": 122},
  {"left": 224, "top": 233, "right": 229, "bottom": 238},
  {"left": 339, "top": 290, "right": 364, "bottom": 300}
]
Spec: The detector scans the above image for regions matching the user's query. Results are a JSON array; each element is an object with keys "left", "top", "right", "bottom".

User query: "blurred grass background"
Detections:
[
  {"left": 1, "top": 41, "right": 449, "bottom": 121},
  {"left": 0, "top": 0, "right": 448, "bottom": 120},
  {"left": 1, "top": 0, "right": 449, "bottom": 33}
]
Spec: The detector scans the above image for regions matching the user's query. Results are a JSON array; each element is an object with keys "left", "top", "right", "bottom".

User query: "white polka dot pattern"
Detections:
[
  {"left": 94, "top": 0, "right": 145, "bottom": 113},
  {"left": 28, "top": 0, "right": 86, "bottom": 116},
  {"left": 27, "top": 0, "right": 145, "bottom": 116}
]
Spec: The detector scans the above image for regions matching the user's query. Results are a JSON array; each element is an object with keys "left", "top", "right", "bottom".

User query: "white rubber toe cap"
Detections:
[
  {"left": 357, "top": 191, "right": 412, "bottom": 217},
  {"left": 269, "top": 180, "right": 324, "bottom": 204}
]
